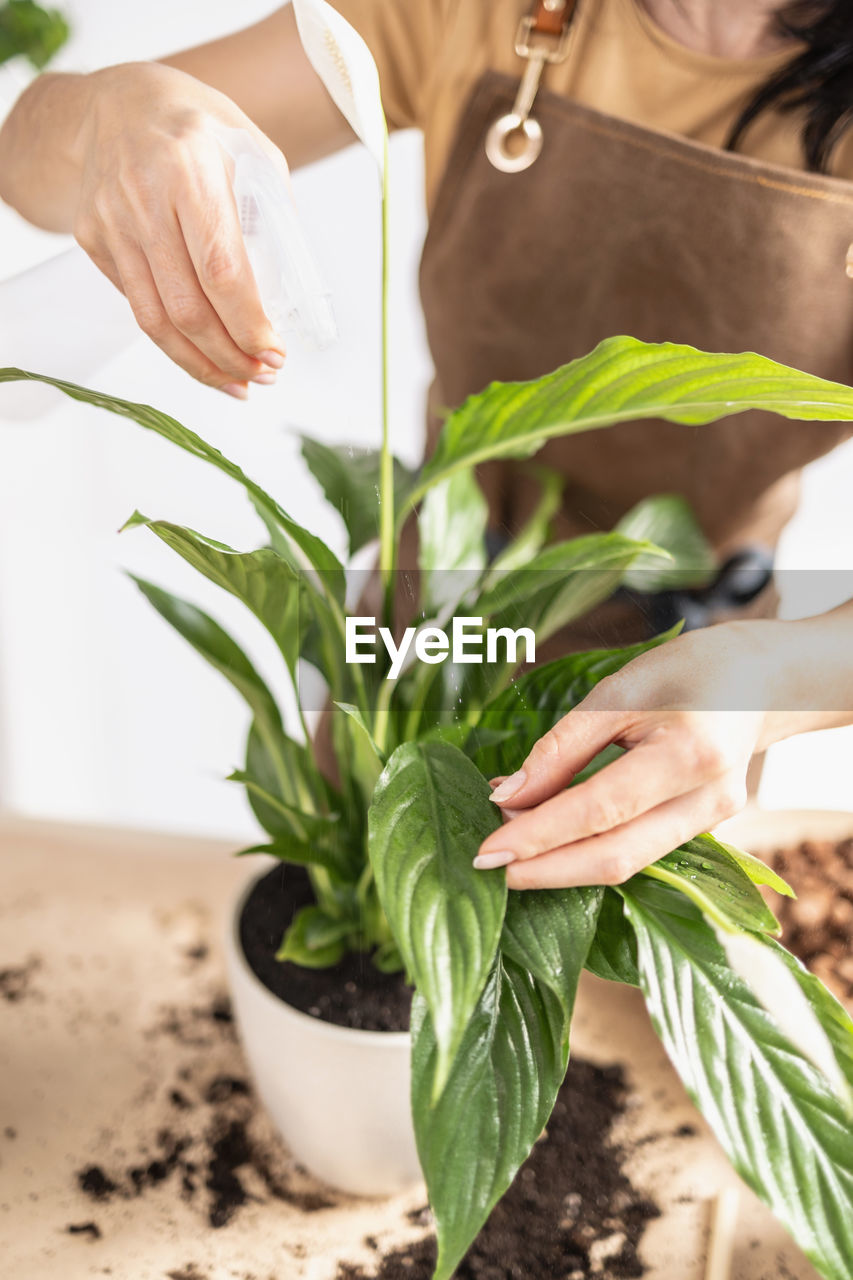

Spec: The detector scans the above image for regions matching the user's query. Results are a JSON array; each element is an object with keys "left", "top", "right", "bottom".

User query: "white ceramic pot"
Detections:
[{"left": 224, "top": 874, "right": 423, "bottom": 1197}]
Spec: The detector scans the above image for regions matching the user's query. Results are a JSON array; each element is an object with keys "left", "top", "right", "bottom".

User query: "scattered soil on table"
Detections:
[
  {"left": 769, "top": 837, "right": 853, "bottom": 1007},
  {"left": 239, "top": 865, "right": 413, "bottom": 1032},
  {"left": 66, "top": 1221, "right": 102, "bottom": 1240},
  {"left": 0, "top": 955, "right": 41, "bottom": 1002},
  {"left": 74, "top": 987, "right": 336, "bottom": 1230},
  {"left": 338, "top": 1058, "right": 660, "bottom": 1280}
]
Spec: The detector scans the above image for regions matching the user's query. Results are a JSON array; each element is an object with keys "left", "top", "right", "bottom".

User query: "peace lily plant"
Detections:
[{"left": 3, "top": 2, "right": 853, "bottom": 1276}]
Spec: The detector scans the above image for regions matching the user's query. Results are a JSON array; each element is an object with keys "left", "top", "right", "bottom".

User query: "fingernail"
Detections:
[
  {"left": 256, "top": 348, "right": 285, "bottom": 368},
  {"left": 473, "top": 850, "right": 516, "bottom": 870},
  {"left": 490, "top": 770, "right": 527, "bottom": 804},
  {"left": 252, "top": 371, "right": 277, "bottom": 385},
  {"left": 221, "top": 382, "right": 249, "bottom": 400}
]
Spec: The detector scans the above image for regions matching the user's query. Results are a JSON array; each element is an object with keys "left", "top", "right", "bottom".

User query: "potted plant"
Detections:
[{"left": 3, "top": 3, "right": 853, "bottom": 1276}]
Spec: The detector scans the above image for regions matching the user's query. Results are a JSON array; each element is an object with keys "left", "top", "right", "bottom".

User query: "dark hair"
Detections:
[{"left": 727, "top": 2, "right": 853, "bottom": 173}]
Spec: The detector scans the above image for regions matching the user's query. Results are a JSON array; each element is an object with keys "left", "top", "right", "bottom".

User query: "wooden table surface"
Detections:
[{"left": 0, "top": 811, "right": 828, "bottom": 1280}]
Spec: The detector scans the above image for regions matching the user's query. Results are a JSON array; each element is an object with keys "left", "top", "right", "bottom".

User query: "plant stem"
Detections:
[{"left": 378, "top": 134, "right": 395, "bottom": 621}]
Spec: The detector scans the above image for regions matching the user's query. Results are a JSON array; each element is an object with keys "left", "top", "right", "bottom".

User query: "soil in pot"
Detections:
[
  {"left": 239, "top": 864, "right": 412, "bottom": 1031},
  {"left": 769, "top": 836, "right": 853, "bottom": 1008}
]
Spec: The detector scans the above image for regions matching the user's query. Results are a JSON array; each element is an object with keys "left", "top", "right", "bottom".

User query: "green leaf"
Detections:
[
  {"left": 643, "top": 833, "right": 781, "bottom": 936},
  {"left": 242, "top": 718, "right": 327, "bottom": 826},
  {"left": 621, "top": 877, "right": 853, "bottom": 1280},
  {"left": 333, "top": 702, "right": 386, "bottom": 765},
  {"left": 476, "top": 531, "right": 663, "bottom": 646},
  {"left": 0, "top": 369, "right": 345, "bottom": 596},
  {"left": 414, "top": 886, "right": 602, "bottom": 1280},
  {"left": 615, "top": 494, "right": 716, "bottom": 591},
  {"left": 276, "top": 905, "right": 350, "bottom": 967},
  {"left": 408, "top": 337, "right": 853, "bottom": 508},
  {"left": 471, "top": 626, "right": 680, "bottom": 779},
  {"left": 367, "top": 742, "right": 505, "bottom": 1099},
  {"left": 372, "top": 939, "right": 405, "bottom": 973},
  {"left": 716, "top": 839, "right": 795, "bottom": 899},
  {"left": 301, "top": 438, "right": 415, "bottom": 556},
  {"left": 131, "top": 575, "right": 282, "bottom": 740},
  {"left": 125, "top": 515, "right": 307, "bottom": 673},
  {"left": 0, "top": 0, "right": 69, "bottom": 69},
  {"left": 487, "top": 466, "right": 563, "bottom": 575},
  {"left": 418, "top": 468, "right": 488, "bottom": 612},
  {"left": 584, "top": 888, "right": 640, "bottom": 986}
]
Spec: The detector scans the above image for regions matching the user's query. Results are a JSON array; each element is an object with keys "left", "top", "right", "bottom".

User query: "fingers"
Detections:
[
  {"left": 173, "top": 148, "right": 284, "bottom": 363},
  {"left": 502, "top": 774, "right": 746, "bottom": 890},
  {"left": 108, "top": 236, "right": 251, "bottom": 396},
  {"left": 488, "top": 706, "right": 630, "bottom": 810},
  {"left": 479, "top": 732, "right": 705, "bottom": 865}
]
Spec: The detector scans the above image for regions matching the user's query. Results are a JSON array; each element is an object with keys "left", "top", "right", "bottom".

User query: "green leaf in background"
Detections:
[
  {"left": 472, "top": 626, "right": 680, "bottom": 779},
  {"left": 486, "top": 466, "right": 563, "bottom": 575},
  {"left": 367, "top": 741, "right": 505, "bottom": 1099},
  {"left": 615, "top": 493, "right": 716, "bottom": 592},
  {"left": 621, "top": 877, "right": 853, "bottom": 1280},
  {"left": 584, "top": 887, "right": 640, "bottom": 986},
  {"left": 408, "top": 337, "right": 853, "bottom": 508},
  {"left": 276, "top": 904, "right": 351, "bottom": 967},
  {"left": 414, "top": 886, "right": 602, "bottom": 1280},
  {"left": 0, "top": 0, "right": 68, "bottom": 70},
  {"left": 418, "top": 468, "right": 488, "bottom": 613},
  {"left": 643, "top": 833, "right": 781, "bottom": 936},
  {"left": 301, "top": 438, "right": 415, "bottom": 555},
  {"left": 476, "top": 531, "right": 666, "bottom": 646},
  {"left": 124, "top": 514, "right": 307, "bottom": 675},
  {"left": 241, "top": 718, "right": 329, "bottom": 827},
  {"left": 0, "top": 369, "right": 345, "bottom": 598}
]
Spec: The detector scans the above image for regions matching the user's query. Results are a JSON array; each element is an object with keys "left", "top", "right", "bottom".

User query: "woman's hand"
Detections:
[
  {"left": 69, "top": 62, "right": 287, "bottom": 397},
  {"left": 474, "top": 620, "right": 780, "bottom": 890}
]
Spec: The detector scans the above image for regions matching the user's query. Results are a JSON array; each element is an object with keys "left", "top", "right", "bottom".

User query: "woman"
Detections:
[{"left": 1, "top": 0, "right": 852, "bottom": 889}]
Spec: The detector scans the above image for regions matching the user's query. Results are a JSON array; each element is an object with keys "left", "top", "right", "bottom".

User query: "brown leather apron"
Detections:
[{"left": 418, "top": 64, "right": 853, "bottom": 607}]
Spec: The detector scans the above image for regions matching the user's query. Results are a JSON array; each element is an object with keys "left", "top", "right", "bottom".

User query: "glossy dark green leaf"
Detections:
[
  {"left": 368, "top": 741, "right": 505, "bottom": 1098},
  {"left": 622, "top": 877, "right": 853, "bottom": 1280},
  {"left": 414, "top": 886, "right": 602, "bottom": 1280},
  {"left": 615, "top": 493, "right": 716, "bottom": 591},
  {"left": 301, "top": 438, "right": 416, "bottom": 555},
  {"left": 0, "top": 368, "right": 345, "bottom": 596},
  {"left": 644, "top": 833, "right": 781, "bottom": 936},
  {"left": 471, "top": 626, "right": 680, "bottom": 779},
  {"left": 408, "top": 337, "right": 853, "bottom": 506},
  {"left": 584, "top": 887, "right": 640, "bottom": 986}
]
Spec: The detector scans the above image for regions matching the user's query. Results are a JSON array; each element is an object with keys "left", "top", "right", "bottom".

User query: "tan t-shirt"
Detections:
[{"left": 332, "top": 0, "right": 853, "bottom": 208}]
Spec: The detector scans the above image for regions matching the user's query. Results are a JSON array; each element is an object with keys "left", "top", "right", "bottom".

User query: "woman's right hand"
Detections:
[{"left": 68, "top": 61, "right": 287, "bottom": 397}]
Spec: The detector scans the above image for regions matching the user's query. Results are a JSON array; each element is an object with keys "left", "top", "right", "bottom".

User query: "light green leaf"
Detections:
[
  {"left": 615, "top": 493, "right": 716, "bottom": 592},
  {"left": 0, "top": 368, "right": 345, "bottom": 597},
  {"left": 622, "top": 877, "right": 853, "bottom": 1280},
  {"left": 0, "top": 0, "right": 69, "bottom": 70},
  {"left": 276, "top": 904, "right": 350, "bottom": 967},
  {"left": 418, "top": 468, "right": 488, "bottom": 612},
  {"left": 407, "top": 337, "right": 853, "bottom": 509},
  {"left": 301, "top": 439, "right": 415, "bottom": 556},
  {"left": 242, "top": 718, "right": 327, "bottom": 827},
  {"left": 368, "top": 742, "right": 505, "bottom": 1100},
  {"left": 333, "top": 702, "right": 386, "bottom": 765},
  {"left": 414, "top": 886, "right": 602, "bottom": 1280},
  {"left": 471, "top": 626, "right": 680, "bottom": 779},
  {"left": 643, "top": 833, "right": 781, "bottom": 936},
  {"left": 125, "top": 514, "right": 307, "bottom": 673},
  {"left": 717, "top": 839, "right": 795, "bottom": 898}
]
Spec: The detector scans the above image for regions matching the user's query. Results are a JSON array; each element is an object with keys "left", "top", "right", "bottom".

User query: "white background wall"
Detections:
[{"left": 0, "top": 0, "right": 850, "bottom": 840}]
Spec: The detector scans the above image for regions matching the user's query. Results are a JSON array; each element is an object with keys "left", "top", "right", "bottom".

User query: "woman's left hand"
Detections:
[{"left": 473, "top": 621, "right": 774, "bottom": 890}]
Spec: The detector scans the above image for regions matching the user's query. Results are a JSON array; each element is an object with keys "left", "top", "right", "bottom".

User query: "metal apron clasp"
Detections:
[{"left": 485, "top": 1, "right": 576, "bottom": 174}]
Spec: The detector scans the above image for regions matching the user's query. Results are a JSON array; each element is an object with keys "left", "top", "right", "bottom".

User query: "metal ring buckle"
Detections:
[{"left": 485, "top": 112, "right": 544, "bottom": 174}]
